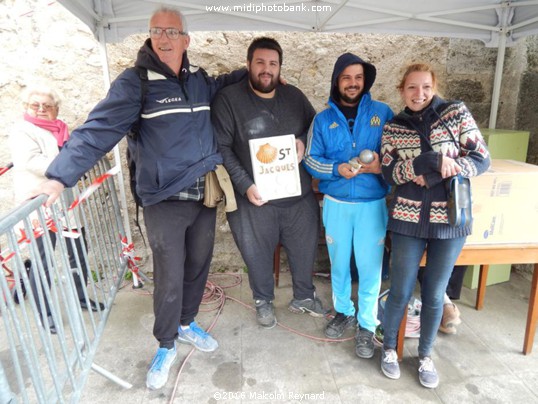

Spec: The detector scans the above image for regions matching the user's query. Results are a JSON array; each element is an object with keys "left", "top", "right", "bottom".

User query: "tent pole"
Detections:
[
  {"left": 488, "top": 27, "right": 508, "bottom": 129},
  {"left": 96, "top": 25, "right": 135, "bottom": 261},
  {"left": 97, "top": 27, "right": 111, "bottom": 90}
]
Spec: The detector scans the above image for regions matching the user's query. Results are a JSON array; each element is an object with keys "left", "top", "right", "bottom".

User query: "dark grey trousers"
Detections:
[
  {"left": 143, "top": 200, "right": 216, "bottom": 348},
  {"left": 227, "top": 193, "right": 320, "bottom": 302}
]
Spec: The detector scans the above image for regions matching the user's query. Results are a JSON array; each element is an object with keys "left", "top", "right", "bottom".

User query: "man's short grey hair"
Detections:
[
  {"left": 20, "top": 85, "right": 62, "bottom": 108},
  {"left": 150, "top": 6, "right": 188, "bottom": 33}
]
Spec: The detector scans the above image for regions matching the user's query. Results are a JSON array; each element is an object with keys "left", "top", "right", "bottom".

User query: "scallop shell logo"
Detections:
[{"left": 255, "top": 143, "right": 278, "bottom": 164}]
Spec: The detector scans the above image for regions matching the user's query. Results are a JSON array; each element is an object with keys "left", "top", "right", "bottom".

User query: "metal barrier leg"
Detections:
[
  {"left": 0, "top": 362, "right": 16, "bottom": 404},
  {"left": 90, "top": 363, "right": 133, "bottom": 389}
]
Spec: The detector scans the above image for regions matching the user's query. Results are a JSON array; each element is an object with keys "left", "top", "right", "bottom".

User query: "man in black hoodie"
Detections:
[{"left": 32, "top": 6, "right": 244, "bottom": 390}]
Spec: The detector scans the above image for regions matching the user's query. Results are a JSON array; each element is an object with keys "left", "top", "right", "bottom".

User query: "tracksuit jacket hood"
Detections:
[{"left": 330, "top": 53, "right": 376, "bottom": 105}]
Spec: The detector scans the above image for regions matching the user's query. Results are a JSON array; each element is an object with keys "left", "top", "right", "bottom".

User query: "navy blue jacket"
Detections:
[{"left": 46, "top": 39, "right": 243, "bottom": 206}]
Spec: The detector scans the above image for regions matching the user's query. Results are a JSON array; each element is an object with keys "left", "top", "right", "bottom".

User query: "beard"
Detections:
[
  {"left": 249, "top": 71, "right": 279, "bottom": 94},
  {"left": 339, "top": 86, "right": 362, "bottom": 105}
]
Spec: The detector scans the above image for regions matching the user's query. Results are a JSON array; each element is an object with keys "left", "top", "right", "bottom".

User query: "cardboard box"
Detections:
[
  {"left": 466, "top": 159, "right": 538, "bottom": 245},
  {"left": 464, "top": 131, "right": 530, "bottom": 288}
]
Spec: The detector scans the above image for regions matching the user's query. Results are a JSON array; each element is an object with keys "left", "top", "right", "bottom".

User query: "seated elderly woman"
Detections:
[{"left": 9, "top": 85, "right": 103, "bottom": 334}]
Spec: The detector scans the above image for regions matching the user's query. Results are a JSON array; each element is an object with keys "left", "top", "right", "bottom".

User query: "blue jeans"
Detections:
[{"left": 382, "top": 233, "right": 466, "bottom": 357}]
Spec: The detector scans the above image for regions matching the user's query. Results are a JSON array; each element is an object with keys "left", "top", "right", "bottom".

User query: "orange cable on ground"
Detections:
[{"left": 166, "top": 272, "right": 354, "bottom": 403}]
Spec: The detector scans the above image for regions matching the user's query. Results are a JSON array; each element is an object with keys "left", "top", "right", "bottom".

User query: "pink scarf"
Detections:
[{"left": 23, "top": 112, "right": 70, "bottom": 147}]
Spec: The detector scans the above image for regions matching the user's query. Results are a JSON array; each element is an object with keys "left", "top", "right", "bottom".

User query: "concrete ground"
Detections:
[{"left": 80, "top": 269, "right": 538, "bottom": 404}]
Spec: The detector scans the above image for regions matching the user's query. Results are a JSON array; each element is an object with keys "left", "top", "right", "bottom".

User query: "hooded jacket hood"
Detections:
[{"left": 330, "top": 53, "right": 376, "bottom": 104}]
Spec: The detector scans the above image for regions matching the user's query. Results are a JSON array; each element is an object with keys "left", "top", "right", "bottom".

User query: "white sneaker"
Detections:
[
  {"left": 380, "top": 348, "right": 401, "bottom": 379},
  {"left": 418, "top": 356, "right": 439, "bottom": 388},
  {"left": 146, "top": 345, "right": 177, "bottom": 390},
  {"left": 177, "top": 321, "right": 218, "bottom": 352}
]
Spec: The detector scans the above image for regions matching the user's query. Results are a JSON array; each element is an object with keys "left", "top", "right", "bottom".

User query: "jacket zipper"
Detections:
[{"left": 349, "top": 117, "right": 358, "bottom": 199}]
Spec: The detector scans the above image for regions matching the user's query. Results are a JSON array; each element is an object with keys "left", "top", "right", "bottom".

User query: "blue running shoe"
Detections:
[
  {"left": 418, "top": 356, "right": 439, "bottom": 388},
  {"left": 146, "top": 345, "right": 177, "bottom": 390},
  {"left": 380, "top": 348, "right": 400, "bottom": 380},
  {"left": 177, "top": 321, "right": 218, "bottom": 352}
]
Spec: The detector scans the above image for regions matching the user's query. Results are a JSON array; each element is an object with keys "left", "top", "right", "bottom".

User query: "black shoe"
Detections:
[
  {"left": 325, "top": 312, "right": 357, "bottom": 338},
  {"left": 80, "top": 299, "right": 105, "bottom": 312},
  {"left": 288, "top": 294, "right": 329, "bottom": 317},
  {"left": 355, "top": 326, "right": 375, "bottom": 359},
  {"left": 255, "top": 300, "right": 277, "bottom": 329},
  {"left": 44, "top": 315, "right": 57, "bottom": 334}
]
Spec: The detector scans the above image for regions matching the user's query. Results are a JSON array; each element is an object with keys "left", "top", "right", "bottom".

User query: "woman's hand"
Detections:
[
  {"left": 413, "top": 175, "right": 426, "bottom": 187},
  {"left": 440, "top": 156, "right": 462, "bottom": 178}
]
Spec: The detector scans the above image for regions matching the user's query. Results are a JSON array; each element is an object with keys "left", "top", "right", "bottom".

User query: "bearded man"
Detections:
[
  {"left": 304, "top": 53, "right": 393, "bottom": 358},
  {"left": 212, "top": 37, "right": 327, "bottom": 329}
]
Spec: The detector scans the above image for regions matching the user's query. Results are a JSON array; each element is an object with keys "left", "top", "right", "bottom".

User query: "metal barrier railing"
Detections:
[{"left": 0, "top": 158, "right": 132, "bottom": 403}]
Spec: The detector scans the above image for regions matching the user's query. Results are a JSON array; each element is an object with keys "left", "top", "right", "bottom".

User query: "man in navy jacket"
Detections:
[{"left": 34, "top": 6, "right": 243, "bottom": 390}]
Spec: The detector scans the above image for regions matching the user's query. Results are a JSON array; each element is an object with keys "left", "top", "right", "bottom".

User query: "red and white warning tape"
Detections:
[
  {"left": 120, "top": 236, "right": 143, "bottom": 283},
  {"left": 69, "top": 165, "right": 120, "bottom": 210},
  {"left": 1, "top": 166, "right": 140, "bottom": 277}
]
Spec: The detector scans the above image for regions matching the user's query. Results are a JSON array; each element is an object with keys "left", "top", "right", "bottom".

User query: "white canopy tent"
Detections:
[
  {"left": 59, "top": 0, "right": 538, "bottom": 129},
  {"left": 57, "top": 0, "right": 538, "bottom": 244}
]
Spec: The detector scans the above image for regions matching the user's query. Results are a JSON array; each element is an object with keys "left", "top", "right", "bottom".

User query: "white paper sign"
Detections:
[{"left": 248, "top": 134, "right": 301, "bottom": 201}]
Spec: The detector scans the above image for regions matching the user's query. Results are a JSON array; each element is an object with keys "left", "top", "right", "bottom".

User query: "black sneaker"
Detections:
[
  {"left": 44, "top": 315, "right": 57, "bottom": 335},
  {"left": 255, "top": 300, "right": 277, "bottom": 329},
  {"left": 325, "top": 312, "right": 357, "bottom": 339},
  {"left": 79, "top": 298, "right": 105, "bottom": 312},
  {"left": 355, "top": 326, "right": 375, "bottom": 359},
  {"left": 288, "top": 294, "right": 328, "bottom": 317}
]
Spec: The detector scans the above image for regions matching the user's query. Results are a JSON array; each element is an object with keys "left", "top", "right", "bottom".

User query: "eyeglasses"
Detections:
[
  {"left": 26, "top": 102, "right": 56, "bottom": 112},
  {"left": 149, "top": 27, "right": 187, "bottom": 40}
]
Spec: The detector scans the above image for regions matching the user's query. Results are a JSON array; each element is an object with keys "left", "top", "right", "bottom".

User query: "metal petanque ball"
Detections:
[{"left": 359, "top": 149, "right": 374, "bottom": 164}]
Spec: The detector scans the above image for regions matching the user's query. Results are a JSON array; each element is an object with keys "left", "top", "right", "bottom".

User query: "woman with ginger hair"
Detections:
[{"left": 379, "top": 64, "right": 490, "bottom": 388}]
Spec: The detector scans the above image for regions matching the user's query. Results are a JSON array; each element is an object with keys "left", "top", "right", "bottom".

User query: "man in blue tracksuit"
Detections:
[
  {"left": 32, "top": 6, "right": 244, "bottom": 390},
  {"left": 304, "top": 53, "right": 393, "bottom": 359}
]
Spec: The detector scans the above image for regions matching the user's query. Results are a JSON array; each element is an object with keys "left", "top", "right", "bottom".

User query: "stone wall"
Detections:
[
  {"left": 1, "top": 0, "right": 537, "bottom": 273},
  {"left": 518, "top": 37, "right": 538, "bottom": 165}
]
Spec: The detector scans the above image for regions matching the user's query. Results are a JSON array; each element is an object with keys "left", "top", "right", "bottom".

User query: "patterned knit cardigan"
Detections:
[{"left": 380, "top": 96, "right": 490, "bottom": 239}]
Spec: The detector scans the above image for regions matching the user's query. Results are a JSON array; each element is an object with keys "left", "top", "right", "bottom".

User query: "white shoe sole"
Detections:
[
  {"left": 381, "top": 365, "right": 401, "bottom": 380},
  {"left": 257, "top": 316, "right": 277, "bottom": 329},
  {"left": 288, "top": 305, "right": 326, "bottom": 318},
  {"left": 176, "top": 336, "right": 218, "bottom": 352},
  {"left": 419, "top": 377, "right": 439, "bottom": 388}
]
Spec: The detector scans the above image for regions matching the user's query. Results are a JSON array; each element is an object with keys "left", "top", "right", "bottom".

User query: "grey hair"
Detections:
[
  {"left": 150, "top": 6, "right": 188, "bottom": 33},
  {"left": 20, "top": 85, "right": 61, "bottom": 108}
]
